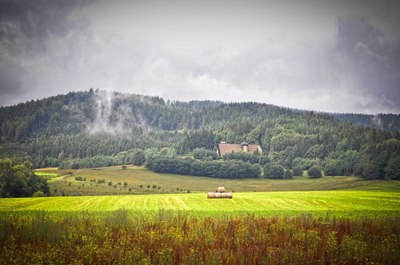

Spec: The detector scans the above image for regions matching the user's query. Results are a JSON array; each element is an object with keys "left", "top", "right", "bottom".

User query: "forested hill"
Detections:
[
  {"left": 1, "top": 89, "right": 400, "bottom": 181},
  {"left": 0, "top": 89, "right": 298, "bottom": 143},
  {"left": 1, "top": 90, "right": 398, "bottom": 141},
  {"left": 332, "top": 113, "right": 400, "bottom": 132}
]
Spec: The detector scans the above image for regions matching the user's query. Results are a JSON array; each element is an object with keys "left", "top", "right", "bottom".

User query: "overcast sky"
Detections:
[{"left": 1, "top": 0, "right": 399, "bottom": 114}]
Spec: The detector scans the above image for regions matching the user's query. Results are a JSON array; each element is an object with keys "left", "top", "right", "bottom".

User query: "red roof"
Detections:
[{"left": 217, "top": 143, "right": 262, "bottom": 157}]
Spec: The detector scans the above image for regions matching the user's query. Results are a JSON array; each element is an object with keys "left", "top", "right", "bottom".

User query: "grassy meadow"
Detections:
[
  {"left": 2, "top": 189, "right": 400, "bottom": 218},
  {"left": 0, "top": 165, "right": 396, "bottom": 218},
  {"left": 37, "top": 165, "right": 383, "bottom": 196},
  {"left": 2, "top": 168, "right": 400, "bottom": 218}
]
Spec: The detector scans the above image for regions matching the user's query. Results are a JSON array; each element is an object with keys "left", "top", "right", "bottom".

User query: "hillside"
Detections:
[
  {"left": 333, "top": 113, "right": 400, "bottom": 132},
  {"left": 36, "top": 165, "right": 378, "bottom": 196},
  {"left": 0, "top": 89, "right": 400, "bottom": 183}
]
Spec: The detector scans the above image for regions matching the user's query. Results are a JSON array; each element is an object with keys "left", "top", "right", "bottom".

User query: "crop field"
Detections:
[
  {"left": 2, "top": 165, "right": 396, "bottom": 218},
  {"left": 37, "top": 165, "right": 384, "bottom": 196},
  {"left": 2, "top": 166, "right": 400, "bottom": 264},
  {"left": 2, "top": 188, "right": 400, "bottom": 218}
]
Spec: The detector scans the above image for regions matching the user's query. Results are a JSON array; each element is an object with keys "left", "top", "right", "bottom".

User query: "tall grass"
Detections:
[{"left": 1, "top": 210, "right": 399, "bottom": 264}]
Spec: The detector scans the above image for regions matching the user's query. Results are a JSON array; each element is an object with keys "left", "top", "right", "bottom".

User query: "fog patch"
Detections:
[
  {"left": 85, "top": 90, "right": 152, "bottom": 135},
  {"left": 372, "top": 114, "right": 383, "bottom": 129}
]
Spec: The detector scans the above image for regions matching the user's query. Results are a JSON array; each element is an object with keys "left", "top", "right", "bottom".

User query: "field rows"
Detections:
[
  {"left": 2, "top": 190, "right": 400, "bottom": 217},
  {"left": 39, "top": 165, "right": 384, "bottom": 196}
]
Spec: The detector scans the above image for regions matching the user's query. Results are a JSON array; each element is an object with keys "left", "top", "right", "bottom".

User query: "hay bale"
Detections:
[
  {"left": 226, "top": 192, "right": 233, "bottom": 199},
  {"left": 218, "top": 187, "right": 225, "bottom": 193},
  {"left": 215, "top": 193, "right": 222, "bottom": 198},
  {"left": 221, "top": 193, "right": 227, "bottom": 198},
  {"left": 207, "top": 192, "right": 216, "bottom": 199},
  {"left": 122, "top": 165, "right": 127, "bottom": 170}
]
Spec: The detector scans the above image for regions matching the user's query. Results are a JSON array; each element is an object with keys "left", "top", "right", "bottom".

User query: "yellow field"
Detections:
[{"left": 2, "top": 188, "right": 400, "bottom": 218}]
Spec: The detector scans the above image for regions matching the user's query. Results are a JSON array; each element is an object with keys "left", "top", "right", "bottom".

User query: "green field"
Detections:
[
  {"left": 0, "top": 165, "right": 398, "bottom": 218},
  {"left": 2, "top": 167, "right": 400, "bottom": 264},
  {"left": 2, "top": 188, "right": 400, "bottom": 218},
  {"left": 37, "top": 165, "right": 386, "bottom": 196}
]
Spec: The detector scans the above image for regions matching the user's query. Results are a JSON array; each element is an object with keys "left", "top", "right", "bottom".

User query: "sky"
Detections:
[{"left": 0, "top": 0, "right": 399, "bottom": 114}]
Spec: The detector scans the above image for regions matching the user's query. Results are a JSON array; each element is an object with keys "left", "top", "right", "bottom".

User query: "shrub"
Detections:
[
  {"left": 385, "top": 156, "right": 400, "bottom": 180},
  {"left": 152, "top": 185, "right": 157, "bottom": 189},
  {"left": 133, "top": 149, "right": 146, "bottom": 166},
  {"left": 250, "top": 164, "right": 262, "bottom": 178},
  {"left": 32, "top": 191, "right": 45, "bottom": 197},
  {"left": 259, "top": 156, "right": 270, "bottom": 166},
  {"left": 292, "top": 166, "right": 303, "bottom": 176},
  {"left": 144, "top": 156, "right": 155, "bottom": 170},
  {"left": 97, "top": 179, "right": 105, "bottom": 184},
  {"left": 187, "top": 189, "right": 191, "bottom": 193},
  {"left": 192, "top": 148, "right": 218, "bottom": 160},
  {"left": 124, "top": 182, "right": 128, "bottom": 186},
  {"left": 108, "top": 181, "right": 113, "bottom": 186},
  {"left": 284, "top": 169, "right": 293, "bottom": 179},
  {"left": 264, "top": 164, "right": 284, "bottom": 179},
  {"left": 75, "top": 176, "right": 83, "bottom": 181},
  {"left": 308, "top": 165, "right": 322, "bottom": 178},
  {"left": 125, "top": 149, "right": 146, "bottom": 166},
  {"left": 324, "top": 160, "right": 343, "bottom": 176},
  {"left": 147, "top": 185, "right": 150, "bottom": 188},
  {"left": 90, "top": 193, "right": 95, "bottom": 196}
]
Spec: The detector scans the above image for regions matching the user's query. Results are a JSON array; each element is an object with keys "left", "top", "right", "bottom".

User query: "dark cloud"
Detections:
[
  {"left": 0, "top": 0, "right": 93, "bottom": 105},
  {"left": 0, "top": 0, "right": 92, "bottom": 55},
  {"left": 337, "top": 17, "right": 387, "bottom": 55},
  {"left": 174, "top": 17, "right": 400, "bottom": 113},
  {"left": 335, "top": 17, "right": 400, "bottom": 111},
  {"left": 0, "top": 57, "right": 23, "bottom": 97},
  {"left": 0, "top": 0, "right": 399, "bottom": 114}
]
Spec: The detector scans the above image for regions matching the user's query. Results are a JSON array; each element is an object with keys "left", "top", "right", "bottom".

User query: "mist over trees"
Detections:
[{"left": 1, "top": 89, "right": 400, "bottom": 181}]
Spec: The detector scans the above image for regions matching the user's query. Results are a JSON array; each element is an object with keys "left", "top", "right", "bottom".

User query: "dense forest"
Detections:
[{"left": 1, "top": 89, "right": 400, "bottom": 185}]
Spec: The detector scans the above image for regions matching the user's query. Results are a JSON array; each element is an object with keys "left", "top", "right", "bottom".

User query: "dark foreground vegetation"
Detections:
[
  {"left": 0, "top": 158, "right": 49, "bottom": 197},
  {"left": 0, "top": 210, "right": 399, "bottom": 264}
]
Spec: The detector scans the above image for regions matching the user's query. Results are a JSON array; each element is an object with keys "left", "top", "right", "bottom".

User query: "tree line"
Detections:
[
  {"left": 0, "top": 159, "right": 49, "bottom": 197},
  {"left": 1, "top": 90, "right": 400, "bottom": 181},
  {"left": 145, "top": 156, "right": 262, "bottom": 179}
]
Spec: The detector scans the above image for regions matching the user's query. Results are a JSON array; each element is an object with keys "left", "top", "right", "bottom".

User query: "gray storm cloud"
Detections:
[
  {"left": 335, "top": 17, "right": 400, "bottom": 111},
  {"left": 0, "top": 0, "right": 92, "bottom": 101},
  {"left": 0, "top": 0, "right": 399, "bottom": 114}
]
